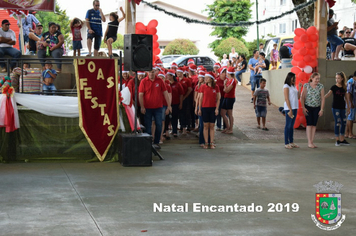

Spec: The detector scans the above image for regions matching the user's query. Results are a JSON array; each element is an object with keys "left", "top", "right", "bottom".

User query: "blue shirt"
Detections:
[
  {"left": 42, "top": 69, "right": 57, "bottom": 80},
  {"left": 85, "top": 9, "right": 103, "bottom": 36},
  {"left": 17, "top": 14, "right": 39, "bottom": 36},
  {"left": 248, "top": 57, "right": 262, "bottom": 76},
  {"left": 347, "top": 78, "right": 356, "bottom": 106}
]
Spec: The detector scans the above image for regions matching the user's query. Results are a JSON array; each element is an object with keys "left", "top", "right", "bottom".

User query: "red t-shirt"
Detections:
[
  {"left": 190, "top": 75, "right": 198, "bottom": 89},
  {"left": 199, "top": 84, "right": 220, "bottom": 108},
  {"left": 178, "top": 77, "right": 192, "bottom": 95},
  {"left": 215, "top": 78, "right": 226, "bottom": 99},
  {"left": 224, "top": 78, "right": 237, "bottom": 98},
  {"left": 138, "top": 77, "right": 167, "bottom": 109},
  {"left": 170, "top": 81, "right": 184, "bottom": 105},
  {"left": 162, "top": 80, "right": 171, "bottom": 107},
  {"left": 127, "top": 78, "right": 142, "bottom": 104}
]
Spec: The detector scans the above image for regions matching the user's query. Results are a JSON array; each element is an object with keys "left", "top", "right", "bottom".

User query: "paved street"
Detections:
[{"left": 0, "top": 85, "right": 355, "bottom": 236}]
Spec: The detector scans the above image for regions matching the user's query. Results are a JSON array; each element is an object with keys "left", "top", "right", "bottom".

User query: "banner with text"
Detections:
[
  {"left": 0, "top": 0, "right": 55, "bottom": 12},
  {"left": 75, "top": 59, "right": 119, "bottom": 162}
]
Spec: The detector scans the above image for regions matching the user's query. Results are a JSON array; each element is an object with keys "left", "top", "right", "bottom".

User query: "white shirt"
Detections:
[
  {"left": 221, "top": 58, "right": 229, "bottom": 67},
  {"left": 229, "top": 52, "right": 238, "bottom": 60},
  {"left": 0, "top": 28, "right": 16, "bottom": 48},
  {"left": 283, "top": 84, "right": 299, "bottom": 110}
]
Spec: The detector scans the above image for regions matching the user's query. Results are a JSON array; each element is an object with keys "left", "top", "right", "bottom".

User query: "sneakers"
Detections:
[
  {"left": 246, "top": 82, "right": 251, "bottom": 85},
  {"left": 250, "top": 98, "right": 253, "bottom": 103},
  {"left": 238, "top": 81, "right": 241, "bottom": 85},
  {"left": 340, "top": 140, "right": 350, "bottom": 146},
  {"left": 336, "top": 140, "right": 351, "bottom": 146}
]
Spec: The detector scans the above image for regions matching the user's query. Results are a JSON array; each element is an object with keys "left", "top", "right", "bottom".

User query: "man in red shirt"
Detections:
[
  {"left": 176, "top": 67, "right": 192, "bottom": 134},
  {"left": 139, "top": 69, "right": 171, "bottom": 149}
]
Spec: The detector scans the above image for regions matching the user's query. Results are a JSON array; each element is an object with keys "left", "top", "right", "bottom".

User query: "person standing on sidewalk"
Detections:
[
  {"left": 324, "top": 71, "right": 350, "bottom": 146},
  {"left": 301, "top": 72, "right": 325, "bottom": 148},
  {"left": 283, "top": 72, "right": 302, "bottom": 149}
]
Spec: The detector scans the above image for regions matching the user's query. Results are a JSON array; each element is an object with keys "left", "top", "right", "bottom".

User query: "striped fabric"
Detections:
[{"left": 18, "top": 68, "right": 42, "bottom": 93}]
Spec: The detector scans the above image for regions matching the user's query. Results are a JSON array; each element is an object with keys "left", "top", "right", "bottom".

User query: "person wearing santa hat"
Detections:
[
  {"left": 119, "top": 65, "right": 133, "bottom": 89},
  {"left": 127, "top": 71, "right": 146, "bottom": 125},
  {"left": 221, "top": 66, "right": 237, "bottom": 134},
  {"left": 170, "top": 62, "right": 178, "bottom": 72},
  {"left": 213, "top": 62, "right": 221, "bottom": 78},
  {"left": 198, "top": 71, "right": 221, "bottom": 149},
  {"left": 139, "top": 69, "right": 171, "bottom": 149},
  {"left": 195, "top": 70, "right": 207, "bottom": 146},
  {"left": 188, "top": 64, "right": 198, "bottom": 131},
  {"left": 176, "top": 67, "right": 192, "bottom": 135},
  {"left": 157, "top": 71, "right": 172, "bottom": 144},
  {"left": 166, "top": 69, "right": 183, "bottom": 137},
  {"left": 187, "top": 58, "right": 195, "bottom": 65},
  {"left": 215, "top": 66, "right": 227, "bottom": 131}
]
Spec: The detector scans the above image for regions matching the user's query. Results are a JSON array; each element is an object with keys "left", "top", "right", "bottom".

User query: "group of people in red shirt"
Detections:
[{"left": 119, "top": 59, "right": 237, "bottom": 150}]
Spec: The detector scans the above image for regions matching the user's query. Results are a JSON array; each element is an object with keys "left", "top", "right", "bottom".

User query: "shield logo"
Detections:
[{"left": 315, "top": 193, "right": 342, "bottom": 225}]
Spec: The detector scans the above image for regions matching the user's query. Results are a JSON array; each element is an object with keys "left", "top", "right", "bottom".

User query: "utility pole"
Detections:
[{"left": 125, "top": 0, "right": 136, "bottom": 34}]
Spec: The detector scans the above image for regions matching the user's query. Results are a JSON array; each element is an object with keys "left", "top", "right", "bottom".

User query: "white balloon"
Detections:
[{"left": 304, "top": 65, "right": 313, "bottom": 74}]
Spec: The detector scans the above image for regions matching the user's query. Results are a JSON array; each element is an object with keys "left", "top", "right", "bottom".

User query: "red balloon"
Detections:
[
  {"left": 304, "top": 55, "right": 313, "bottom": 62},
  {"left": 308, "top": 34, "right": 318, "bottom": 42},
  {"left": 294, "top": 116, "right": 301, "bottom": 129},
  {"left": 298, "top": 60, "right": 306, "bottom": 68},
  {"left": 294, "top": 41, "right": 304, "bottom": 50},
  {"left": 309, "top": 60, "right": 317, "bottom": 67},
  {"left": 153, "top": 41, "right": 159, "bottom": 48},
  {"left": 312, "top": 42, "right": 318, "bottom": 48},
  {"left": 298, "top": 71, "right": 307, "bottom": 81},
  {"left": 147, "top": 27, "right": 157, "bottom": 35},
  {"left": 136, "top": 22, "right": 146, "bottom": 31},
  {"left": 294, "top": 28, "right": 306, "bottom": 36},
  {"left": 294, "top": 36, "right": 300, "bottom": 42},
  {"left": 147, "top": 19, "right": 158, "bottom": 28},
  {"left": 305, "top": 42, "right": 313, "bottom": 49},
  {"left": 136, "top": 29, "right": 147, "bottom": 34},
  {"left": 300, "top": 34, "right": 308, "bottom": 43},
  {"left": 291, "top": 59, "right": 298, "bottom": 66},
  {"left": 307, "top": 48, "right": 316, "bottom": 56},
  {"left": 291, "top": 66, "right": 302, "bottom": 75},
  {"left": 299, "top": 47, "right": 308, "bottom": 56},
  {"left": 291, "top": 48, "right": 298, "bottom": 55},
  {"left": 294, "top": 54, "right": 304, "bottom": 61},
  {"left": 307, "top": 26, "right": 317, "bottom": 35},
  {"left": 299, "top": 115, "right": 307, "bottom": 128},
  {"left": 153, "top": 48, "right": 161, "bottom": 55},
  {"left": 153, "top": 34, "right": 158, "bottom": 41}
]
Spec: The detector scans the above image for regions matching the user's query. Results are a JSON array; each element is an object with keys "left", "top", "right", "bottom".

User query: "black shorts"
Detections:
[
  {"left": 201, "top": 107, "right": 216, "bottom": 123},
  {"left": 221, "top": 97, "right": 235, "bottom": 110},
  {"left": 107, "top": 36, "right": 117, "bottom": 42},
  {"left": 305, "top": 105, "right": 320, "bottom": 126},
  {"left": 87, "top": 33, "right": 102, "bottom": 50}
]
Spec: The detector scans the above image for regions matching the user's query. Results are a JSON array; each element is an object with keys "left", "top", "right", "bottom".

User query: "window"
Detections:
[
  {"left": 280, "top": 0, "right": 286, "bottom": 5},
  {"left": 279, "top": 23, "right": 286, "bottom": 34},
  {"left": 292, "top": 19, "right": 298, "bottom": 32}
]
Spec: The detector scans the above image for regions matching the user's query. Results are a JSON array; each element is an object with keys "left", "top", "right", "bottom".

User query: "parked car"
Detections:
[
  {"left": 160, "top": 55, "right": 183, "bottom": 68},
  {"left": 263, "top": 35, "right": 294, "bottom": 69},
  {"left": 167, "top": 55, "right": 216, "bottom": 71}
]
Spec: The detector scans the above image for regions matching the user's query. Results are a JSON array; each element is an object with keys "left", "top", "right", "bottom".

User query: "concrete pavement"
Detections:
[{"left": 0, "top": 85, "right": 355, "bottom": 236}]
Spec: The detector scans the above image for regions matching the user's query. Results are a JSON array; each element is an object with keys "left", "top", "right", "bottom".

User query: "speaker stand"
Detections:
[{"left": 152, "top": 145, "right": 164, "bottom": 160}]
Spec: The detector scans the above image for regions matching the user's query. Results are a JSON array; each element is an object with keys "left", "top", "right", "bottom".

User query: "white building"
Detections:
[{"left": 244, "top": 0, "right": 356, "bottom": 42}]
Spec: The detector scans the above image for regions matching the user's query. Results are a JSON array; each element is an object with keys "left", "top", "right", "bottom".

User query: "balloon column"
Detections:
[
  {"left": 290, "top": 26, "right": 319, "bottom": 129},
  {"left": 135, "top": 20, "right": 160, "bottom": 63}
]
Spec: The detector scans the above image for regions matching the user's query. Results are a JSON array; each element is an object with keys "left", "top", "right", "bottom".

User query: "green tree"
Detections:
[
  {"left": 163, "top": 39, "right": 199, "bottom": 55},
  {"left": 214, "top": 37, "right": 249, "bottom": 60},
  {"left": 205, "top": 0, "right": 253, "bottom": 51},
  {"left": 36, "top": 3, "right": 71, "bottom": 49},
  {"left": 100, "top": 34, "right": 124, "bottom": 49},
  {"left": 292, "top": 0, "right": 314, "bottom": 29}
]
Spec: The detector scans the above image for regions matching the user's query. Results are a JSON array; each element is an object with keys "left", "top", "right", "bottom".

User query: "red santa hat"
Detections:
[
  {"left": 214, "top": 62, "right": 221, "bottom": 68},
  {"left": 122, "top": 65, "right": 129, "bottom": 73},
  {"left": 187, "top": 59, "right": 195, "bottom": 65},
  {"left": 198, "top": 71, "right": 206, "bottom": 78},
  {"left": 176, "top": 67, "right": 184, "bottom": 73},
  {"left": 227, "top": 66, "right": 235, "bottom": 74},
  {"left": 189, "top": 64, "right": 197, "bottom": 71},
  {"left": 137, "top": 71, "right": 145, "bottom": 75},
  {"left": 205, "top": 71, "right": 215, "bottom": 80},
  {"left": 155, "top": 58, "right": 163, "bottom": 66},
  {"left": 219, "top": 66, "right": 227, "bottom": 74},
  {"left": 171, "top": 62, "right": 178, "bottom": 68},
  {"left": 183, "top": 66, "right": 189, "bottom": 74},
  {"left": 167, "top": 69, "right": 176, "bottom": 76},
  {"left": 158, "top": 71, "right": 166, "bottom": 78}
]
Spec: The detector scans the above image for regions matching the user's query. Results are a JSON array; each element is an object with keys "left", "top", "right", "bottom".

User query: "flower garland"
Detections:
[{"left": 141, "top": 0, "right": 317, "bottom": 27}]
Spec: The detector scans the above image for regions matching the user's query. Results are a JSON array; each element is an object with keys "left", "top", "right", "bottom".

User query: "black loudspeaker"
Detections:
[
  {"left": 124, "top": 34, "right": 153, "bottom": 71},
  {"left": 118, "top": 133, "right": 152, "bottom": 166}
]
